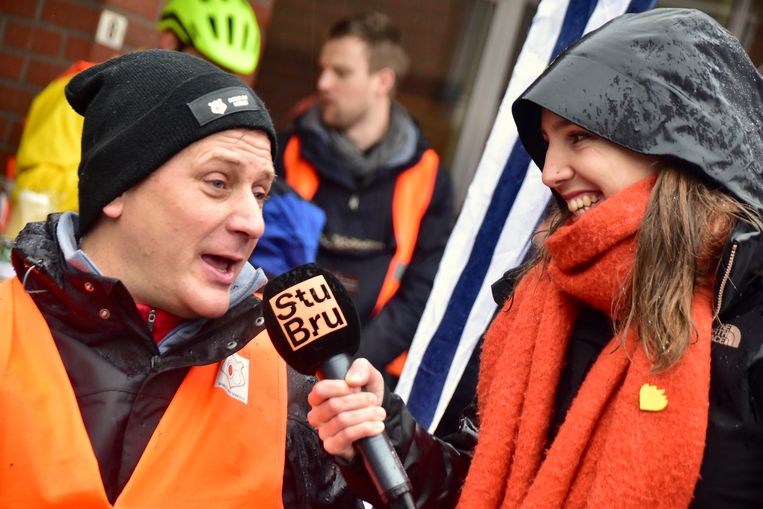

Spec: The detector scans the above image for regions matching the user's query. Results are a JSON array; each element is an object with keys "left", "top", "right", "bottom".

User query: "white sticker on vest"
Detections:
[{"left": 215, "top": 353, "right": 249, "bottom": 404}]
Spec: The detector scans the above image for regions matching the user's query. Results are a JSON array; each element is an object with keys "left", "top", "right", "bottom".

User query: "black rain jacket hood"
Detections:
[{"left": 512, "top": 8, "right": 763, "bottom": 215}]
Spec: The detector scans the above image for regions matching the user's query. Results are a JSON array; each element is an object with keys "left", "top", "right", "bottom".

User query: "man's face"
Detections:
[
  {"left": 101, "top": 129, "right": 274, "bottom": 318},
  {"left": 317, "top": 36, "right": 386, "bottom": 130}
]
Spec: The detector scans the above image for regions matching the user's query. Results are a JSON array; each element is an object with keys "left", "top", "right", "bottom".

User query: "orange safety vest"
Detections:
[
  {"left": 283, "top": 137, "right": 440, "bottom": 376},
  {"left": 0, "top": 278, "right": 287, "bottom": 508}
]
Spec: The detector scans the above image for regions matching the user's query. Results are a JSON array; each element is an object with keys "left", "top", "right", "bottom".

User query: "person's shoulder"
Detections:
[
  {"left": 405, "top": 117, "right": 445, "bottom": 167},
  {"left": 276, "top": 130, "right": 296, "bottom": 148}
]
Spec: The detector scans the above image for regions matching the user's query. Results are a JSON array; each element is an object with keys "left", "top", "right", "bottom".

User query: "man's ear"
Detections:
[
  {"left": 159, "top": 30, "right": 182, "bottom": 51},
  {"left": 102, "top": 195, "right": 125, "bottom": 219},
  {"left": 375, "top": 67, "right": 396, "bottom": 96}
]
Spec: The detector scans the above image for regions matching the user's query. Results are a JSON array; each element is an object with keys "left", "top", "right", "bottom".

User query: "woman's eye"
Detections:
[
  {"left": 570, "top": 132, "right": 590, "bottom": 143},
  {"left": 208, "top": 179, "right": 226, "bottom": 189}
]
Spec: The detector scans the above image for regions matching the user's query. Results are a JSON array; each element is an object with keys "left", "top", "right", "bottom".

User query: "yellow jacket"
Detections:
[{"left": 5, "top": 61, "right": 93, "bottom": 238}]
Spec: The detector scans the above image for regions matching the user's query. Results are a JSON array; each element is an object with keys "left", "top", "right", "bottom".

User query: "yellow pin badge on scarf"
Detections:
[{"left": 639, "top": 383, "right": 668, "bottom": 412}]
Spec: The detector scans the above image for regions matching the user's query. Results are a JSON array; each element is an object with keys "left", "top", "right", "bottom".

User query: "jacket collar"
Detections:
[
  {"left": 715, "top": 224, "right": 763, "bottom": 317},
  {"left": 12, "top": 214, "right": 267, "bottom": 362}
]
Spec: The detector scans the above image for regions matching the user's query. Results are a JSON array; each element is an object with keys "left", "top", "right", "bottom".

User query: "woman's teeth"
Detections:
[{"left": 568, "top": 194, "right": 600, "bottom": 216}]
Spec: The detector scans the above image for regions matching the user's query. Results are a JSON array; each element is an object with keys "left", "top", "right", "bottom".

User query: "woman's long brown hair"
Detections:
[{"left": 530, "top": 166, "right": 762, "bottom": 371}]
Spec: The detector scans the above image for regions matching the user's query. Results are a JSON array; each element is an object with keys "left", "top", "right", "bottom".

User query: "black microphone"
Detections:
[{"left": 262, "top": 263, "right": 415, "bottom": 509}]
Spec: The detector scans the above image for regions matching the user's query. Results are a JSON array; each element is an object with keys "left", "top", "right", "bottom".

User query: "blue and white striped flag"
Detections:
[{"left": 396, "top": 0, "right": 656, "bottom": 432}]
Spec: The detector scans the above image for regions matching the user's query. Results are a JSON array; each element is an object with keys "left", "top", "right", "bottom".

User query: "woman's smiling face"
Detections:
[{"left": 539, "top": 109, "right": 658, "bottom": 220}]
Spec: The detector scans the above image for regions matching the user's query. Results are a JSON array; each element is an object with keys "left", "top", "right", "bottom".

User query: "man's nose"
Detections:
[
  {"left": 317, "top": 69, "right": 332, "bottom": 91},
  {"left": 228, "top": 194, "right": 265, "bottom": 240}
]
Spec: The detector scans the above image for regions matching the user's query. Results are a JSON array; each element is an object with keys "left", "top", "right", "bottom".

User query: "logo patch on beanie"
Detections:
[
  {"left": 208, "top": 98, "right": 227, "bottom": 115},
  {"left": 188, "top": 86, "right": 260, "bottom": 126}
]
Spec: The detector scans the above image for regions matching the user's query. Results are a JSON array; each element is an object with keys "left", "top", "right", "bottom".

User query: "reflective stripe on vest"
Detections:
[{"left": 0, "top": 278, "right": 287, "bottom": 508}]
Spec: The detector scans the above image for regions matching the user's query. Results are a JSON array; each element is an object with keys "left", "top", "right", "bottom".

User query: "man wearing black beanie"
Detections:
[{"left": 1, "top": 50, "right": 362, "bottom": 508}]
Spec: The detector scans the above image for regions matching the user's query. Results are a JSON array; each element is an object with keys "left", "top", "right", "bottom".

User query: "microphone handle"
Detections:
[
  {"left": 318, "top": 355, "right": 414, "bottom": 508},
  {"left": 317, "top": 354, "right": 353, "bottom": 381},
  {"left": 356, "top": 434, "right": 415, "bottom": 507}
]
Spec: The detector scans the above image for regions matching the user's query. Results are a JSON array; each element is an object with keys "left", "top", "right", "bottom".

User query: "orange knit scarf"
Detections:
[{"left": 457, "top": 177, "right": 712, "bottom": 509}]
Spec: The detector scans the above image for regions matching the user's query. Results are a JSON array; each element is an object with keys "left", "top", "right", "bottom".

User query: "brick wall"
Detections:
[
  {"left": 0, "top": 0, "right": 273, "bottom": 171},
  {"left": 255, "top": 0, "right": 473, "bottom": 155}
]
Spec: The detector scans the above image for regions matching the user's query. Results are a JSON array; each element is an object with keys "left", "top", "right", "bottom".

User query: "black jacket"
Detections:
[
  {"left": 277, "top": 111, "right": 453, "bottom": 385},
  {"left": 11, "top": 215, "right": 362, "bottom": 508}
]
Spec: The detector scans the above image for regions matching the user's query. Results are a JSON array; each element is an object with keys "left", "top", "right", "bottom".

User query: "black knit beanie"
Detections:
[{"left": 65, "top": 49, "right": 278, "bottom": 237}]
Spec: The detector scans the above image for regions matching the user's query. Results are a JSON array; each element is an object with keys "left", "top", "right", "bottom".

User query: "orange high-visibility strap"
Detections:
[
  {"left": 375, "top": 149, "right": 439, "bottom": 378},
  {"left": 372, "top": 148, "right": 439, "bottom": 316},
  {"left": 0, "top": 278, "right": 286, "bottom": 508},
  {"left": 283, "top": 137, "right": 319, "bottom": 200},
  {"left": 385, "top": 351, "right": 409, "bottom": 378}
]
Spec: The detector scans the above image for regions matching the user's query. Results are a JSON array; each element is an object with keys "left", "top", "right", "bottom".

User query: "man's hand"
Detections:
[{"left": 307, "top": 358, "right": 386, "bottom": 461}]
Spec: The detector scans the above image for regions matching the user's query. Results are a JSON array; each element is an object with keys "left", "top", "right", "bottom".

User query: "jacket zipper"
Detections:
[
  {"left": 147, "top": 308, "right": 156, "bottom": 333},
  {"left": 148, "top": 308, "right": 160, "bottom": 370},
  {"left": 714, "top": 243, "right": 737, "bottom": 318}
]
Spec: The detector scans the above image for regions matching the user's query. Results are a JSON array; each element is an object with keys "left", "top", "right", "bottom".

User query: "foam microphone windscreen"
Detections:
[{"left": 262, "top": 263, "right": 361, "bottom": 375}]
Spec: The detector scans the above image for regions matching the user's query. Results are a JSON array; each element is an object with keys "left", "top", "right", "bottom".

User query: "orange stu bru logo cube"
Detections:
[{"left": 269, "top": 275, "right": 348, "bottom": 351}]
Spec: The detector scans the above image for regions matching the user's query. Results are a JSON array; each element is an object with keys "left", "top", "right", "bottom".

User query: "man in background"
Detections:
[{"left": 277, "top": 12, "right": 453, "bottom": 387}]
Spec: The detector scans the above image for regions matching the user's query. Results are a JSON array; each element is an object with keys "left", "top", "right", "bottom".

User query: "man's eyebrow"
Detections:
[
  {"left": 199, "top": 153, "right": 276, "bottom": 179},
  {"left": 262, "top": 167, "right": 276, "bottom": 182}
]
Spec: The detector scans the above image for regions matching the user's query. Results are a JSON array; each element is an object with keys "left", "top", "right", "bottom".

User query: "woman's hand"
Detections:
[{"left": 307, "top": 358, "right": 387, "bottom": 461}]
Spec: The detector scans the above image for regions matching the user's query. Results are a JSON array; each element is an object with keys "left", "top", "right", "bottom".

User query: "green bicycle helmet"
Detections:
[{"left": 158, "top": 0, "right": 261, "bottom": 75}]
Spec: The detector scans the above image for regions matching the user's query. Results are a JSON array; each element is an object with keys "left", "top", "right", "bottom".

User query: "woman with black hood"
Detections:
[{"left": 306, "top": 8, "right": 763, "bottom": 508}]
